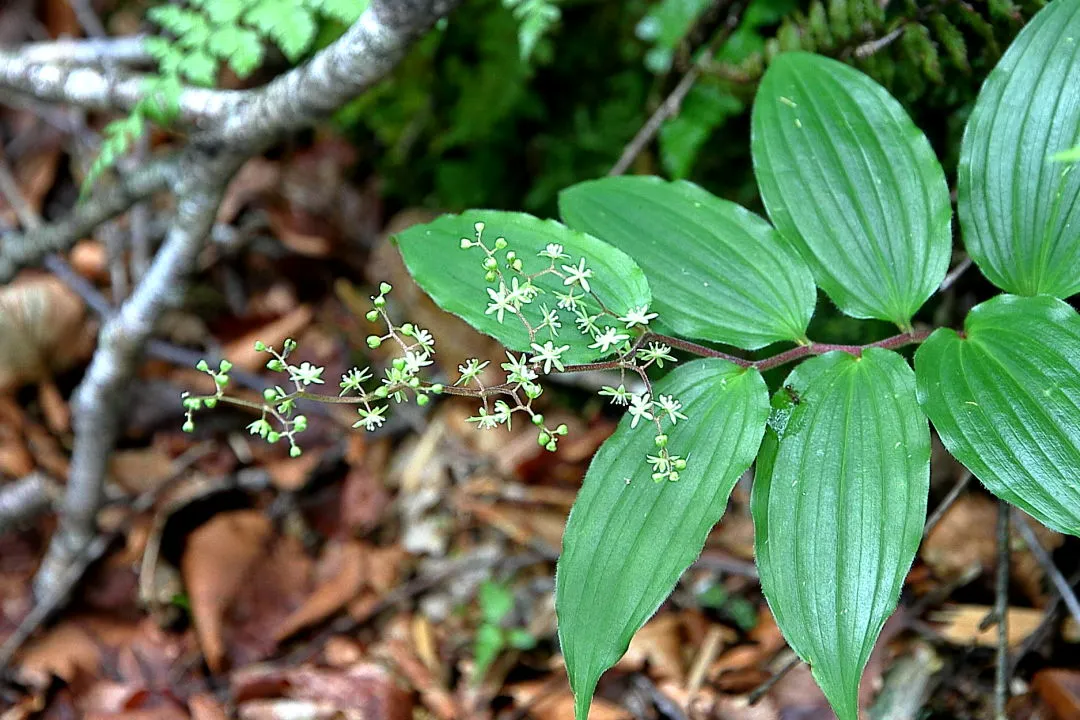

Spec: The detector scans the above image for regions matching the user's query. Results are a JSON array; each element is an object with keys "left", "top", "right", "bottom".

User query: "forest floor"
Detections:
[{"left": 2, "top": 4, "right": 1080, "bottom": 719}]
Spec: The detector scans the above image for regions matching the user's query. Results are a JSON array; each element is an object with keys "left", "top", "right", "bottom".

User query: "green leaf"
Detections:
[
  {"left": 245, "top": 0, "right": 316, "bottom": 62},
  {"left": 1054, "top": 145, "right": 1080, "bottom": 163},
  {"left": 560, "top": 176, "right": 816, "bottom": 350},
  {"left": 506, "top": 628, "right": 537, "bottom": 650},
  {"left": 204, "top": 0, "right": 244, "bottom": 25},
  {"left": 751, "top": 52, "right": 952, "bottom": 330},
  {"left": 957, "top": 0, "right": 1080, "bottom": 299},
  {"left": 658, "top": 84, "right": 744, "bottom": 178},
  {"left": 915, "top": 294, "right": 1080, "bottom": 536},
  {"left": 308, "top": 0, "right": 369, "bottom": 24},
  {"left": 635, "top": 0, "right": 713, "bottom": 73},
  {"left": 556, "top": 359, "right": 769, "bottom": 720},
  {"left": 479, "top": 581, "right": 514, "bottom": 623},
  {"left": 179, "top": 50, "right": 218, "bottom": 87},
  {"left": 393, "top": 210, "right": 651, "bottom": 365},
  {"left": 472, "top": 623, "right": 505, "bottom": 680},
  {"left": 229, "top": 29, "right": 264, "bottom": 78},
  {"left": 752, "top": 349, "right": 930, "bottom": 720}
]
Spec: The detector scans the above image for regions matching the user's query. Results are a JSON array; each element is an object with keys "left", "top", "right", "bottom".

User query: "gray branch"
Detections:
[
  {"left": 0, "top": 48, "right": 238, "bottom": 126},
  {"left": 207, "top": 0, "right": 459, "bottom": 149},
  {"left": 0, "top": 157, "right": 175, "bottom": 282},
  {"left": 11, "top": 36, "right": 152, "bottom": 66},
  {"left": 0, "top": 474, "right": 59, "bottom": 535},
  {"left": 30, "top": 0, "right": 459, "bottom": 599}
]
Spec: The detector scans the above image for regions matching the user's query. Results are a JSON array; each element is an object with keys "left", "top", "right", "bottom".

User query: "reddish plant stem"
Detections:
[{"left": 644, "top": 329, "right": 933, "bottom": 374}]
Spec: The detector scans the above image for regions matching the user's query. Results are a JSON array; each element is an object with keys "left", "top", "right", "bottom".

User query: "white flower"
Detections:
[
  {"left": 656, "top": 394, "right": 687, "bottom": 424},
  {"left": 537, "top": 304, "right": 562, "bottom": 337},
  {"left": 288, "top": 361, "right": 325, "bottom": 386},
  {"left": 589, "top": 327, "right": 630, "bottom": 354},
  {"left": 354, "top": 405, "right": 388, "bottom": 431},
  {"left": 561, "top": 258, "right": 593, "bottom": 293},
  {"left": 493, "top": 400, "right": 514, "bottom": 428},
  {"left": 501, "top": 352, "right": 537, "bottom": 384},
  {"left": 486, "top": 283, "right": 515, "bottom": 323},
  {"left": 555, "top": 289, "right": 582, "bottom": 312},
  {"left": 466, "top": 407, "right": 500, "bottom": 430},
  {"left": 599, "top": 384, "right": 632, "bottom": 406},
  {"left": 530, "top": 341, "right": 570, "bottom": 374},
  {"left": 505, "top": 276, "right": 538, "bottom": 306},
  {"left": 403, "top": 350, "right": 432, "bottom": 375},
  {"left": 456, "top": 358, "right": 490, "bottom": 386},
  {"left": 574, "top": 309, "right": 602, "bottom": 335},
  {"left": 412, "top": 327, "right": 435, "bottom": 352},
  {"left": 340, "top": 366, "right": 373, "bottom": 394},
  {"left": 628, "top": 393, "right": 654, "bottom": 429},
  {"left": 618, "top": 305, "right": 658, "bottom": 329},
  {"left": 540, "top": 243, "right": 570, "bottom": 261},
  {"left": 637, "top": 342, "right": 677, "bottom": 368},
  {"left": 647, "top": 452, "right": 671, "bottom": 474}
]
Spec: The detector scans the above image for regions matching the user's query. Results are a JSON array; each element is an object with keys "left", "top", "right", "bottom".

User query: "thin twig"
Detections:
[
  {"left": 938, "top": 255, "right": 973, "bottom": 292},
  {"left": 0, "top": 443, "right": 211, "bottom": 671},
  {"left": 0, "top": 473, "right": 60, "bottom": 535},
  {"left": 923, "top": 471, "right": 973, "bottom": 537},
  {"left": 1012, "top": 511, "right": 1080, "bottom": 628},
  {"left": 993, "top": 500, "right": 1010, "bottom": 720},
  {"left": 747, "top": 654, "right": 800, "bottom": 705},
  {"left": 608, "top": 1, "right": 744, "bottom": 177}
]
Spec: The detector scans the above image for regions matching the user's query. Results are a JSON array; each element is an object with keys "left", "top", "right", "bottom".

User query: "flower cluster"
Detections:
[
  {"left": 459, "top": 220, "right": 687, "bottom": 480},
  {"left": 181, "top": 220, "right": 691, "bottom": 483}
]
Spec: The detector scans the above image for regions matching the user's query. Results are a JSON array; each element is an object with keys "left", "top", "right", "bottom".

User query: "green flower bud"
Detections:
[
  {"left": 483, "top": 257, "right": 497, "bottom": 270},
  {"left": 545, "top": 440, "right": 557, "bottom": 452},
  {"left": 367, "top": 335, "right": 382, "bottom": 349},
  {"left": 183, "top": 398, "right": 202, "bottom": 410},
  {"left": 668, "top": 471, "right": 680, "bottom": 482},
  {"left": 379, "top": 282, "right": 393, "bottom": 294},
  {"left": 196, "top": 360, "right": 210, "bottom": 372},
  {"left": 366, "top": 310, "right": 380, "bottom": 322},
  {"left": 652, "top": 472, "right": 665, "bottom": 482},
  {"left": 182, "top": 420, "right": 195, "bottom": 433},
  {"left": 512, "top": 259, "right": 523, "bottom": 272},
  {"left": 215, "top": 374, "right": 229, "bottom": 388},
  {"left": 494, "top": 237, "right": 507, "bottom": 250},
  {"left": 531, "top": 414, "right": 544, "bottom": 426},
  {"left": 267, "top": 431, "right": 280, "bottom": 444},
  {"left": 673, "top": 458, "right": 687, "bottom": 471},
  {"left": 655, "top": 434, "right": 668, "bottom": 447},
  {"left": 408, "top": 378, "right": 420, "bottom": 388},
  {"left": 267, "top": 359, "right": 285, "bottom": 372},
  {"left": 254, "top": 341, "right": 266, "bottom": 352},
  {"left": 374, "top": 387, "right": 389, "bottom": 399},
  {"left": 290, "top": 445, "right": 302, "bottom": 458},
  {"left": 416, "top": 394, "right": 430, "bottom": 406},
  {"left": 392, "top": 357, "right": 406, "bottom": 371},
  {"left": 555, "top": 424, "right": 568, "bottom": 436},
  {"left": 460, "top": 238, "right": 472, "bottom": 250},
  {"left": 263, "top": 388, "right": 278, "bottom": 402},
  {"left": 204, "top": 398, "right": 217, "bottom": 409},
  {"left": 218, "top": 360, "right": 233, "bottom": 373},
  {"left": 430, "top": 384, "right": 444, "bottom": 394},
  {"left": 293, "top": 415, "right": 308, "bottom": 431},
  {"left": 283, "top": 338, "right": 297, "bottom": 352},
  {"left": 401, "top": 323, "right": 414, "bottom": 336},
  {"left": 373, "top": 296, "right": 386, "bottom": 308},
  {"left": 537, "top": 432, "right": 551, "bottom": 446},
  {"left": 484, "top": 271, "right": 497, "bottom": 282}
]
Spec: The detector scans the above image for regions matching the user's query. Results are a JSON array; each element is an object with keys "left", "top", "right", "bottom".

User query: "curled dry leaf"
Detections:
[
  {"left": 180, "top": 510, "right": 273, "bottom": 672},
  {"left": 0, "top": 276, "right": 94, "bottom": 393},
  {"left": 274, "top": 540, "right": 366, "bottom": 642},
  {"left": 929, "top": 604, "right": 1054, "bottom": 648}
]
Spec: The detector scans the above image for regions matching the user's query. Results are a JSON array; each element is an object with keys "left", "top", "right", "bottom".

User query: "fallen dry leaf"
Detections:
[
  {"left": 274, "top": 539, "right": 366, "bottom": 642},
  {"left": 0, "top": 275, "right": 95, "bottom": 393},
  {"left": 506, "top": 680, "right": 630, "bottom": 720},
  {"left": 220, "top": 305, "right": 314, "bottom": 373},
  {"left": 930, "top": 604, "right": 1052, "bottom": 648},
  {"left": 615, "top": 613, "right": 685, "bottom": 684},
  {"left": 1033, "top": 669, "right": 1080, "bottom": 720},
  {"left": 181, "top": 510, "right": 273, "bottom": 672},
  {"left": 234, "top": 663, "right": 411, "bottom": 720}
]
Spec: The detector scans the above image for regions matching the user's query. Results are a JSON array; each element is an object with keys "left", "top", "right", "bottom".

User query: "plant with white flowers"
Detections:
[{"left": 183, "top": 6, "right": 1080, "bottom": 719}]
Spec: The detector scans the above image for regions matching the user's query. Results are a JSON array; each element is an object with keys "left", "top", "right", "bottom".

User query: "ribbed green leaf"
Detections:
[
  {"left": 559, "top": 176, "right": 816, "bottom": 350},
  {"left": 394, "top": 210, "right": 651, "bottom": 365},
  {"left": 556, "top": 359, "right": 769, "bottom": 720},
  {"left": 915, "top": 294, "right": 1080, "bottom": 536},
  {"left": 957, "top": 0, "right": 1080, "bottom": 299},
  {"left": 751, "top": 52, "right": 952, "bottom": 329},
  {"left": 752, "top": 349, "right": 930, "bottom": 720}
]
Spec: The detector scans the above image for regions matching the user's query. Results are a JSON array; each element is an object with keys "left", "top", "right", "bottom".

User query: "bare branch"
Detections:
[
  {"left": 206, "top": 0, "right": 461, "bottom": 149},
  {"left": 0, "top": 473, "right": 59, "bottom": 535},
  {"left": 11, "top": 36, "right": 151, "bottom": 66},
  {"left": 0, "top": 156, "right": 175, "bottom": 282},
  {"left": 0, "top": 48, "right": 237, "bottom": 126},
  {"left": 33, "top": 152, "right": 240, "bottom": 597}
]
